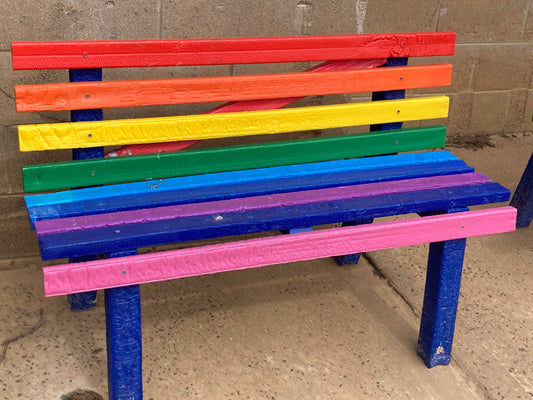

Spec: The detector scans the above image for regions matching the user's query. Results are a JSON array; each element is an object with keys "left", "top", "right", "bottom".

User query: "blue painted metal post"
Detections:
[
  {"left": 510, "top": 153, "right": 533, "bottom": 228},
  {"left": 335, "top": 57, "right": 408, "bottom": 266},
  {"left": 68, "top": 68, "right": 105, "bottom": 310},
  {"left": 370, "top": 57, "right": 409, "bottom": 132},
  {"left": 106, "top": 250, "right": 143, "bottom": 400},
  {"left": 333, "top": 218, "right": 373, "bottom": 266},
  {"left": 417, "top": 208, "right": 468, "bottom": 368}
]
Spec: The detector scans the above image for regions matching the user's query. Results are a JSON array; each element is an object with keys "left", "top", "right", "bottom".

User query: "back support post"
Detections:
[
  {"left": 335, "top": 57, "right": 409, "bottom": 266},
  {"left": 67, "top": 68, "right": 104, "bottom": 310}
]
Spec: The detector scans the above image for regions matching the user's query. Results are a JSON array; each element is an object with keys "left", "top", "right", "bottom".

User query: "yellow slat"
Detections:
[{"left": 19, "top": 97, "right": 449, "bottom": 151}]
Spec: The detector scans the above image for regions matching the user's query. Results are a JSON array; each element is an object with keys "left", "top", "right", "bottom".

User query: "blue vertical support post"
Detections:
[
  {"left": 417, "top": 207, "right": 468, "bottom": 368},
  {"left": 335, "top": 57, "right": 408, "bottom": 266},
  {"left": 67, "top": 68, "right": 105, "bottom": 311},
  {"left": 510, "top": 153, "right": 533, "bottom": 228},
  {"left": 105, "top": 250, "right": 143, "bottom": 400}
]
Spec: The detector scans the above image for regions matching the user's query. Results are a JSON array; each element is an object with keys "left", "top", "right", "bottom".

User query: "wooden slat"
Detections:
[
  {"left": 42, "top": 207, "right": 516, "bottom": 296},
  {"left": 35, "top": 173, "right": 493, "bottom": 236},
  {"left": 37, "top": 182, "right": 511, "bottom": 260},
  {"left": 12, "top": 32, "right": 456, "bottom": 70},
  {"left": 23, "top": 126, "right": 447, "bottom": 192},
  {"left": 15, "top": 64, "right": 452, "bottom": 112},
  {"left": 18, "top": 96, "right": 449, "bottom": 151}
]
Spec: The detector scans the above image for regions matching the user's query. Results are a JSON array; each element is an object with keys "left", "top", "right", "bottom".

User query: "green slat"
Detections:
[{"left": 23, "top": 126, "right": 446, "bottom": 192}]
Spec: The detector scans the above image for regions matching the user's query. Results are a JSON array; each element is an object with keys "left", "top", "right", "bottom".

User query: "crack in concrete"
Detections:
[
  {"left": 362, "top": 252, "right": 420, "bottom": 317},
  {"left": 0, "top": 86, "right": 14, "bottom": 100},
  {"left": 362, "top": 253, "right": 496, "bottom": 400},
  {"left": 0, "top": 308, "right": 43, "bottom": 363}
]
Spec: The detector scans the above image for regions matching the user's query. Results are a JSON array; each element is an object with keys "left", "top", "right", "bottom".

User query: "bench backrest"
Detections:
[{"left": 13, "top": 32, "right": 455, "bottom": 196}]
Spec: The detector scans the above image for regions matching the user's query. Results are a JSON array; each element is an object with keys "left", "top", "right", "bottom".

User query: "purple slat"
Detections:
[{"left": 35, "top": 172, "right": 491, "bottom": 236}]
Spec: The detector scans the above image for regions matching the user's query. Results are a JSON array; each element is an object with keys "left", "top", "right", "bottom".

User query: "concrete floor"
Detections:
[{"left": 0, "top": 133, "right": 532, "bottom": 400}]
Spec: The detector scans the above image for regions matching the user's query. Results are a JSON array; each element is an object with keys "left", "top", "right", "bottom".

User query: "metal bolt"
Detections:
[
  {"left": 399, "top": 76, "right": 403, "bottom": 81},
  {"left": 85, "top": 94, "right": 90, "bottom": 98},
  {"left": 121, "top": 270, "right": 127, "bottom": 275},
  {"left": 88, "top": 133, "right": 92, "bottom": 138},
  {"left": 83, "top": 53, "right": 88, "bottom": 57},
  {"left": 115, "top": 229, "right": 121, "bottom": 233},
  {"left": 397, "top": 110, "right": 400, "bottom": 114},
  {"left": 90, "top": 171, "right": 95, "bottom": 176},
  {"left": 214, "top": 215, "right": 224, "bottom": 221}
]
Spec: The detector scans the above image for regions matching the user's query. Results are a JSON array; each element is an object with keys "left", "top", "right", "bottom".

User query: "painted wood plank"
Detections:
[
  {"left": 37, "top": 183, "right": 511, "bottom": 260},
  {"left": 16, "top": 64, "right": 452, "bottom": 112},
  {"left": 18, "top": 96, "right": 449, "bottom": 151},
  {"left": 12, "top": 32, "right": 456, "bottom": 70},
  {"left": 25, "top": 154, "right": 473, "bottom": 225},
  {"left": 35, "top": 173, "right": 493, "bottom": 236},
  {"left": 23, "top": 125, "right": 447, "bottom": 192},
  {"left": 106, "top": 58, "right": 387, "bottom": 156},
  {"left": 42, "top": 207, "right": 516, "bottom": 296}
]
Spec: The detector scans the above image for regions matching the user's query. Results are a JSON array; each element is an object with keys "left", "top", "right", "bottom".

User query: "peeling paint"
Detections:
[
  {"left": 355, "top": 0, "right": 368, "bottom": 34},
  {"left": 296, "top": 1, "right": 313, "bottom": 35}
]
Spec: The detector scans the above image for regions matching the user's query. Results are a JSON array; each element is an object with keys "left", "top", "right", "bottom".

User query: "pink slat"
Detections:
[
  {"left": 35, "top": 173, "right": 492, "bottom": 236},
  {"left": 106, "top": 58, "right": 386, "bottom": 156},
  {"left": 43, "top": 207, "right": 517, "bottom": 296}
]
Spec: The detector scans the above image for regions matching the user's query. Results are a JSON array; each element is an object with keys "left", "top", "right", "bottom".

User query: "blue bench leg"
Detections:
[
  {"left": 334, "top": 219, "right": 374, "bottom": 266},
  {"left": 105, "top": 285, "right": 143, "bottom": 400},
  {"left": 510, "top": 153, "right": 533, "bottom": 228},
  {"left": 417, "top": 236, "right": 466, "bottom": 367},
  {"left": 105, "top": 250, "right": 143, "bottom": 400}
]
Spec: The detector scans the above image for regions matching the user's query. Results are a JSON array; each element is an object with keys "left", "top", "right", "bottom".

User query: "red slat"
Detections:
[{"left": 12, "top": 32, "right": 456, "bottom": 70}]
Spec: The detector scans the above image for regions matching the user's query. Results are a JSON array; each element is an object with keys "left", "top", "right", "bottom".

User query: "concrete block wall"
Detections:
[{"left": 1, "top": 0, "right": 532, "bottom": 262}]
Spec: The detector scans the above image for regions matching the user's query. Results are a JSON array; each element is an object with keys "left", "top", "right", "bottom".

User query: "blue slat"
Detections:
[
  {"left": 27, "top": 158, "right": 472, "bottom": 225},
  {"left": 39, "top": 183, "right": 511, "bottom": 260}
]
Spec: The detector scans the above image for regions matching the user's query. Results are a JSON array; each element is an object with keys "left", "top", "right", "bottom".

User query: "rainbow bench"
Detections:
[{"left": 12, "top": 32, "right": 516, "bottom": 399}]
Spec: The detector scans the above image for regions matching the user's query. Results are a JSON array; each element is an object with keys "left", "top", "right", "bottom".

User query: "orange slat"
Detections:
[{"left": 15, "top": 64, "right": 452, "bottom": 112}]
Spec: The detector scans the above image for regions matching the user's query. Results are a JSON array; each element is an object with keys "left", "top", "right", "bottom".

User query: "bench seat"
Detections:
[{"left": 30, "top": 151, "right": 510, "bottom": 261}]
